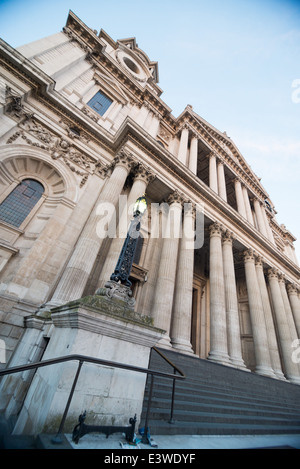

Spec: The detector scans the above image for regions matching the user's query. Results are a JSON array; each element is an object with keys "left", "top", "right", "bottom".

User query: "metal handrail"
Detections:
[
  {"left": 0, "top": 349, "right": 185, "bottom": 443},
  {"left": 151, "top": 347, "right": 185, "bottom": 425}
]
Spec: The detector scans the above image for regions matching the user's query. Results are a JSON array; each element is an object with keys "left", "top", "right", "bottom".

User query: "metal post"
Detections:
[
  {"left": 52, "top": 359, "right": 83, "bottom": 444},
  {"left": 142, "top": 374, "right": 154, "bottom": 444},
  {"left": 168, "top": 368, "right": 176, "bottom": 424}
]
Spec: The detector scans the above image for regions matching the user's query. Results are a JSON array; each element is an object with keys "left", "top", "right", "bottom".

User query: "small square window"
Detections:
[{"left": 87, "top": 91, "right": 113, "bottom": 116}]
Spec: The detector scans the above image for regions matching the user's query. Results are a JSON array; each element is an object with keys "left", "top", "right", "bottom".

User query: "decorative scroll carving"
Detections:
[{"left": 6, "top": 117, "right": 99, "bottom": 186}]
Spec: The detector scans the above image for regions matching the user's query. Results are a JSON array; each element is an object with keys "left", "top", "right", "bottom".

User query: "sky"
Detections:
[{"left": 0, "top": 0, "right": 300, "bottom": 258}]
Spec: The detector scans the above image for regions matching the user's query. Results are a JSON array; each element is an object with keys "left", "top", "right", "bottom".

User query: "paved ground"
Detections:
[{"left": 66, "top": 432, "right": 300, "bottom": 449}]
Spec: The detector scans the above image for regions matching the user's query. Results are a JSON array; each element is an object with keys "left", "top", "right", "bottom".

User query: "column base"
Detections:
[
  {"left": 287, "top": 375, "right": 300, "bottom": 386},
  {"left": 273, "top": 370, "right": 287, "bottom": 381},
  {"left": 157, "top": 334, "right": 173, "bottom": 350},
  {"left": 229, "top": 356, "right": 250, "bottom": 372},
  {"left": 255, "top": 365, "right": 277, "bottom": 379},
  {"left": 171, "top": 338, "right": 195, "bottom": 356},
  {"left": 207, "top": 350, "right": 232, "bottom": 367}
]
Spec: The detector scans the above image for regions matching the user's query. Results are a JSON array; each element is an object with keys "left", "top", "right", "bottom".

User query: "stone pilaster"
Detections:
[
  {"left": 267, "top": 268, "right": 300, "bottom": 384},
  {"left": 243, "top": 249, "right": 276, "bottom": 378},
  {"left": 171, "top": 203, "right": 195, "bottom": 354},
  {"left": 222, "top": 230, "right": 247, "bottom": 369},
  {"left": 207, "top": 222, "right": 230, "bottom": 365}
]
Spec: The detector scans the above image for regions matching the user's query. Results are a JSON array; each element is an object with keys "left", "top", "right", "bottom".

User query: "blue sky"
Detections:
[{"left": 0, "top": 0, "right": 300, "bottom": 258}]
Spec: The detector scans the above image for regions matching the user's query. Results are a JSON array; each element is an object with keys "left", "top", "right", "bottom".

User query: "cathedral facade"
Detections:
[{"left": 0, "top": 10, "right": 300, "bottom": 394}]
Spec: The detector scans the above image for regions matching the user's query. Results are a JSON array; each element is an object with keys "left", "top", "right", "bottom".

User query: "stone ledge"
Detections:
[{"left": 50, "top": 295, "right": 165, "bottom": 348}]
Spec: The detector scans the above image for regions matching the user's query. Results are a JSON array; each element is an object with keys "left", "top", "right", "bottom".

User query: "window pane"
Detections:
[
  {"left": 0, "top": 179, "right": 44, "bottom": 227},
  {"left": 87, "top": 91, "right": 113, "bottom": 116}
]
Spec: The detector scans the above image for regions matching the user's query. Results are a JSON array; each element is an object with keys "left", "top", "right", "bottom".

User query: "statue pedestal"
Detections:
[{"left": 13, "top": 284, "right": 164, "bottom": 436}]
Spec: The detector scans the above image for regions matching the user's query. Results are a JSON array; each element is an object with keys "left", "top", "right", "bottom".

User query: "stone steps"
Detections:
[{"left": 141, "top": 348, "right": 300, "bottom": 436}]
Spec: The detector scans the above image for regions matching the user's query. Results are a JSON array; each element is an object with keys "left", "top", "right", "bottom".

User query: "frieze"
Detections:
[{"left": 5, "top": 117, "right": 103, "bottom": 186}]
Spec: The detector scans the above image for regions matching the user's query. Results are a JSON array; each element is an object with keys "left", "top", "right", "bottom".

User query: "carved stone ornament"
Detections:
[
  {"left": 113, "top": 148, "right": 136, "bottom": 171},
  {"left": 267, "top": 267, "right": 279, "bottom": 280},
  {"left": 243, "top": 248, "right": 256, "bottom": 262},
  {"left": 133, "top": 163, "right": 155, "bottom": 184},
  {"left": 4, "top": 86, "right": 32, "bottom": 120},
  {"left": 6, "top": 117, "right": 97, "bottom": 186},
  {"left": 166, "top": 189, "right": 186, "bottom": 206},
  {"left": 287, "top": 283, "right": 299, "bottom": 295},
  {"left": 222, "top": 229, "right": 234, "bottom": 244},
  {"left": 209, "top": 222, "right": 224, "bottom": 237},
  {"left": 95, "top": 280, "right": 136, "bottom": 309}
]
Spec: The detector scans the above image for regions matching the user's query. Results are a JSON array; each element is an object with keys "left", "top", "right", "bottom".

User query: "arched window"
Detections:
[{"left": 0, "top": 178, "right": 44, "bottom": 228}]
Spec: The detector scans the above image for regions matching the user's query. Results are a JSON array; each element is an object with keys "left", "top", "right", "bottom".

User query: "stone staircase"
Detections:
[{"left": 141, "top": 348, "right": 300, "bottom": 436}]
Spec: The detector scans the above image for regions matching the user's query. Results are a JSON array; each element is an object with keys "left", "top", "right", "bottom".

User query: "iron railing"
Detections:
[{"left": 0, "top": 347, "right": 185, "bottom": 444}]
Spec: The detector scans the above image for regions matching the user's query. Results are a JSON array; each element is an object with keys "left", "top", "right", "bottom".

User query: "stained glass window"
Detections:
[
  {"left": 0, "top": 179, "right": 44, "bottom": 227},
  {"left": 87, "top": 90, "right": 113, "bottom": 116}
]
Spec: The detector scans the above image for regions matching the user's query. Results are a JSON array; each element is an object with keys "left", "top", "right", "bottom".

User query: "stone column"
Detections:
[
  {"left": 217, "top": 161, "right": 227, "bottom": 201},
  {"left": 253, "top": 199, "right": 268, "bottom": 237},
  {"left": 208, "top": 222, "right": 230, "bottom": 365},
  {"left": 261, "top": 205, "right": 275, "bottom": 243},
  {"left": 255, "top": 257, "right": 286, "bottom": 380},
  {"left": 267, "top": 268, "right": 300, "bottom": 384},
  {"left": 170, "top": 203, "right": 195, "bottom": 354},
  {"left": 222, "top": 231, "right": 247, "bottom": 369},
  {"left": 234, "top": 178, "right": 247, "bottom": 218},
  {"left": 243, "top": 249, "right": 276, "bottom": 378},
  {"left": 209, "top": 153, "right": 218, "bottom": 193},
  {"left": 178, "top": 125, "right": 189, "bottom": 165},
  {"left": 50, "top": 150, "right": 135, "bottom": 305},
  {"left": 151, "top": 191, "right": 183, "bottom": 348},
  {"left": 242, "top": 186, "right": 254, "bottom": 225},
  {"left": 189, "top": 134, "right": 198, "bottom": 174},
  {"left": 287, "top": 284, "right": 300, "bottom": 337},
  {"left": 97, "top": 164, "right": 154, "bottom": 288},
  {"left": 278, "top": 275, "right": 299, "bottom": 345}
]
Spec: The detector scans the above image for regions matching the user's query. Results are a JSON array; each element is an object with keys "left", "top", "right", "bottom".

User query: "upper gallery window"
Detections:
[
  {"left": 87, "top": 90, "right": 113, "bottom": 116},
  {"left": 0, "top": 178, "right": 44, "bottom": 228}
]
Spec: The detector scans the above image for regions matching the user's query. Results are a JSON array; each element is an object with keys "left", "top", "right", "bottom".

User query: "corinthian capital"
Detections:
[
  {"left": 209, "top": 222, "right": 224, "bottom": 237},
  {"left": 243, "top": 248, "right": 255, "bottom": 262},
  {"left": 222, "top": 229, "right": 235, "bottom": 245},
  {"left": 287, "top": 283, "right": 299, "bottom": 295},
  {"left": 113, "top": 148, "right": 136, "bottom": 171},
  {"left": 166, "top": 189, "right": 185, "bottom": 206},
  {"left": 133, "top": 163, "right": 156, "bottom": 184},
  {"left": 267, "top": 267, "right": 279, "bottom": 280}
]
